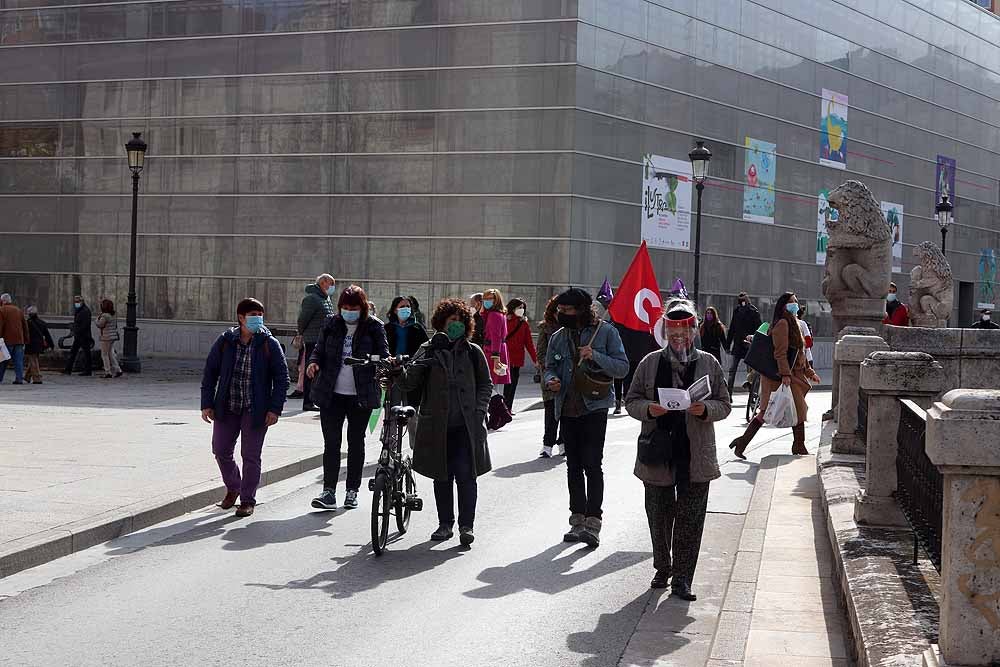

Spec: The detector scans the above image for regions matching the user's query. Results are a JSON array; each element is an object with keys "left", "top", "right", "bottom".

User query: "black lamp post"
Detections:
[
  {"left": 121, "top": 132, "right": 147, "bottom": 373},
  {"left": 935, "top": 193, "right": 953, "bottom": 257},
  {"left": 688, "top": 140, "right": 711, "bottom": 306}
]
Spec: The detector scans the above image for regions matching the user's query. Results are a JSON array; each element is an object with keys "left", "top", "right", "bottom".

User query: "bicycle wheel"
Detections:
[
  {"left": 745, "top": 378, "right": 760, "bottom": 423},
  {"left": 395, "top": 465, "right": 415, "bottom": 534},
  {"left": 371, "top": 471, "right": 391, "bottom": 555}
]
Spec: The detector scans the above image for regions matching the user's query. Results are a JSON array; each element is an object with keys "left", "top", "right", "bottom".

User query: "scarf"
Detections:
[{"left": 653, "top": 350, "right": 698, "bottom": 490}]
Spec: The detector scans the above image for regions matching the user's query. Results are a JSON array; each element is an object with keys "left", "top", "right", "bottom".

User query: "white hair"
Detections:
[
  {"left": 0, "top": 293, "right": 11, "bottom": 304},
  {"left": 316, "top": 274, "right": 335, "bottom": 284}
]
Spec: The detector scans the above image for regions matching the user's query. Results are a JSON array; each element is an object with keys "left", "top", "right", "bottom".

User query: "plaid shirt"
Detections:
[{"left": 227, "top": 339, "right": 253, "bottom": 415}]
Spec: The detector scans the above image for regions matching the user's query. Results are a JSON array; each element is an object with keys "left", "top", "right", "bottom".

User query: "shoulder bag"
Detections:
[
  {"left": 743, "top": 330, "right": 798, "bottom": 382},
  {"left": 572, "top": 322, "right": 613, "bottom": 399}
]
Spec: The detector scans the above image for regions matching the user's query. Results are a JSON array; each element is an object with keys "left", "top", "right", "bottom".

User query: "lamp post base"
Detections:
[
  {"left": 121, "top": 324, "right": 141, "bottom": 374},
  {"left": 120, "top": 356, "right": 142, "bottom": 374}
]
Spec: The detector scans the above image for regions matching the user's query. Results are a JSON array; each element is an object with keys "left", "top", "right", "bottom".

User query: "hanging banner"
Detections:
[
  {"left": 816, "top": 189, "right": 835, "bottom": 265},
  {"left": 881, "top": 201, "right": 904, "bottom": 274},
  {"left": 936, "top": 155, "right": 956, "bottom": 204},
  {"left": 742, "top": 137, "right": 776, "bottom": 224},
  {"left": 641, "top": 154, "right": 693, "bottom": 251},
  {"left": 979, "top": 248, "right": 997, "bottom": 310},
  {"left": 819, "top": 89, "right": 848, "bottom": 170}
]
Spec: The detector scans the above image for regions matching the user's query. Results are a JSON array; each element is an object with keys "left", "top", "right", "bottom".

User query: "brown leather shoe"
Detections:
[
  {"left": 729, "top": 417, "right": 763, "bottom": 460},
  {"left": 217, "top": 491, "right": 239, "bottom": 510},
  {"left": 235, "top": 503, "right": 255, "bottom": 518},
  {"left": 791, "top": 424, "right": 809, "bottom": 455}
]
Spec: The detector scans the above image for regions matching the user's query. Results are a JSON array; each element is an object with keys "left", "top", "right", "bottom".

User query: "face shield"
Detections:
[{"left": 657, "top": 306, "right": 697, "bottom": 364}]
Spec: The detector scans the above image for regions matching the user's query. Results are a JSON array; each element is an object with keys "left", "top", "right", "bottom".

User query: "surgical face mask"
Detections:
[
  {"left": 705, "top": 312, "right": 714, "bottom": 322},
  {"left": 557, "top": 313, "right": 578, "bottom": 329},
  {"left": 341, "top": 309, "right": 361, "bottom": 324},
  {"left": 785, "top": 302, "right": 800, "bottom": 315},
  {"left": 245, "top": 315, "right": 264, "bottom": 333},
  {"left": 397, "top": 307, "right": 412, "bottom": 321},
  {"left": 446, "top": 321, "right": 466, "bottom": 341},
  {"left": 983, "top": 315, "right": 992, "bottom": 322},
  {"left": 326, "top": 285, "right": 337, "bottom": 297},
  {"left": 514, "top": 308, "right": 525, "bottom": 318},
  {"left": 483, "top": 299, "right": 494, "bottom": 310},
  {"left": 887, "top": 293, "right": 897, "bottom": 302},
  {"left": 74, "top": 302, "right": 82, "bottom": 310}
]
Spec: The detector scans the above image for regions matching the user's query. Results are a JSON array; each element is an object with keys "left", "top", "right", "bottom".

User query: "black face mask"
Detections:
[{"left": 557, "top": 313, "right": 579, "bottom": 329}]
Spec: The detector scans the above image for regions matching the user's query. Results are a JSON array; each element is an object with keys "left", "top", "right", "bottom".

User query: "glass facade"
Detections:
[{"left": 1, "top": 0, "right": 998, "bottom": 330}]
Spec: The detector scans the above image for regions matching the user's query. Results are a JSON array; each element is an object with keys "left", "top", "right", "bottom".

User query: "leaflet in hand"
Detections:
[{"left": 657, "top": 375, "right": 712, "bottom": 411}]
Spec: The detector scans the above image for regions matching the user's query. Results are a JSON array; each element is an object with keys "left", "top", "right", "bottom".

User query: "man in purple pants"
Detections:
[{"left": 200, "top": 298, "right": 289, "bottom": 517}]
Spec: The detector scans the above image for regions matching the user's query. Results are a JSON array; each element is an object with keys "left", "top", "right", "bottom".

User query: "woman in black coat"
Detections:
[
  {"left": 306, "top": 285, "right": 389, "bottom": 512},
  {"left": 698, "top": 307, "right": 728, "bottom": 364},
  {"left": 398, "top": 298, "right": 492, "bottom": 546}
]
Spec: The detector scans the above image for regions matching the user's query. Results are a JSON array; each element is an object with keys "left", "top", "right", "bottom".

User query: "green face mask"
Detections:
[{"left": 446, "top": 321, "right": 466, "bottom": 341}]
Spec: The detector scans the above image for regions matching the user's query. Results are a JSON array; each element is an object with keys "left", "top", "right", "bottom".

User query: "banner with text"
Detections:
[
  {"left": 881, "top": 201, "right": 904, "bottom": 274},
  {"left": 816, "top": 189, "right": 835, "bottom": 265},
  {"left": 641, "top": 154, "right": 693, "bottom": 251},
  {"left": 819, "top": 89, "right": 848, "bottom": 170},
  {"left": 742, "top": 137, "right": 776, "bottom": 224}
]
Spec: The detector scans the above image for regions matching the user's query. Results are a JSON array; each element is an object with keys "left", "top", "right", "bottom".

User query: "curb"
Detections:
[{"left": 0, "top": 453, "right": 322, "bottom": 580}]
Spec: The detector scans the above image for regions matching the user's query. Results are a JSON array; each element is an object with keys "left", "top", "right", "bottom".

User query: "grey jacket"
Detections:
[
  {"left": 544, "top": 321, "right": 629, "bottom": 420},
  {"left": 296, "top": 283, "right": 334, "bottom": 344},
  {"left": 625, "top": 348, "right": 732, "bottom": 486}
]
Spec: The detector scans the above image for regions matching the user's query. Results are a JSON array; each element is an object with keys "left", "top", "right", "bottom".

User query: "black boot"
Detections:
[
  {"left": 791, "top": 423, "right": 809, "bottom": 455},
  {"left": 727, "top": 370, "right": 737, "bottom": 396},
  {"left": 671, "top": 580, "right": 697, "bottom": 601},
  {"left": 729, "top": 417, "right": 763, "bottom": 460}
]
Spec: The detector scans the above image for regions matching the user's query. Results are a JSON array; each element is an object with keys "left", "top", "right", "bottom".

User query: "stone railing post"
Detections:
[
  {"left": 923, "top": 390, "right": 1000, "bottom": 667},
  {"left": 832, "top": 334, "right": 888, "bottom": 454},
  {"left": 854, "top": 352, "right": 944, "bottom": 527},
  {"left": 824, "top": 325, "right": 878, "bottom": 421}
]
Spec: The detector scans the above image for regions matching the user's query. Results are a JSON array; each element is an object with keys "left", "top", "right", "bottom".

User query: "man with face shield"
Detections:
[{"left": 624, "top": 302, "right": 732, "bottom": 600}]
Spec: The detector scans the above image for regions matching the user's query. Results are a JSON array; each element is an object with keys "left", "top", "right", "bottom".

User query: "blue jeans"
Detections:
[{"left": 0, "top": 344, "right": 25, "bottom": 383}]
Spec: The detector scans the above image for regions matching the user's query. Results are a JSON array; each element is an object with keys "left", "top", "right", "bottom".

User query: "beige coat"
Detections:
[
  {"left": 625, "top": 348, "right": 732, "bottom": 487},
  {"left": 758, "top": 317, "right": 811, "bottom": 423}
]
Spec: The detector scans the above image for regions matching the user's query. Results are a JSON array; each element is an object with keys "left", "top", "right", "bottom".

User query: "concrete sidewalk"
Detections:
[{"left": 0, "top": 364, "right": 545, "bottom": 578}]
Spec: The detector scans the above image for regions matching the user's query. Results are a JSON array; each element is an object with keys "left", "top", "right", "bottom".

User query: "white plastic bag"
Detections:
[
  {"left": 763, "top": 385, "right": 798, "bottom": 428},
  {"left": 0, "top": 338, "right": 9, "bottom": 364}
]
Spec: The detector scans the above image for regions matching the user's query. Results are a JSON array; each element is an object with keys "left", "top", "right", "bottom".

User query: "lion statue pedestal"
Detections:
[{"left": 909, "top": 241, "right": 953, "bottom": 328}]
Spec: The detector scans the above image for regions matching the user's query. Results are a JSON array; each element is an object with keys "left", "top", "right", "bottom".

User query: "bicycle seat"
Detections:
[{"left": 390, "top": 405, "right": 416, "bottom": 419}]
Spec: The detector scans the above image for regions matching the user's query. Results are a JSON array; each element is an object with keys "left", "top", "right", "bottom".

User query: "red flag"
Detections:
[{"left": 608, "top": 242, "right": 662, "bottom": 332}]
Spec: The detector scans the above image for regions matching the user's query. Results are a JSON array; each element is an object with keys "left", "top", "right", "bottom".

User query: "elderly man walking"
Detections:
[
  {"left": 297, "top": 274, "right": 336, "bottom": 411},
  {"left": 0, "top": 293, "right": 30, "bottom": 384}
]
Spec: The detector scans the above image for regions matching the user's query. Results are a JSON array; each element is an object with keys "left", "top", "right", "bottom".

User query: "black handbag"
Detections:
[{"left": 744, "top": 330, "right": 798, "bottom": 382}]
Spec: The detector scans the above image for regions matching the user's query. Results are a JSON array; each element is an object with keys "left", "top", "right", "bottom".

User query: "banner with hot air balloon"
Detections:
[
  {"left": 742, "top": 137, "right": 776, "bottom": 224},
  {"left": 881, "top": 201, "right": 904, "bottom": 274},
  {"left": 819, "top": 89, "right": 848, "bottom": 170}
]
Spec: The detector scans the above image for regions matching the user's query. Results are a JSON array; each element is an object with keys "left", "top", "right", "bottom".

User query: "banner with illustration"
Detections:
[
  {"left": 742, "top": 137, "right": 776, "bottom": 224},
  {"left": 936, "top": 155, "right": 956, "bottom": 204},
  {"left": 881, "top": 201, "right": 904, "bottom": 274},
  {"left": 816, "top": 189, "right": 835, "bottom": 265},
  {"left": 641, "top": 154, "right": 693, "bottom": 251},
  {"left": 979, "top": 248, "right": 997, "bottom": 310},
  {"left": 819, "top": 89, "right": 848, "bottom": 170}
]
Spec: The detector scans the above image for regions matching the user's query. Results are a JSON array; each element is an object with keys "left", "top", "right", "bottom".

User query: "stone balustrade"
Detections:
[
  {"left": 832, "top": 334, "right": 888, "bottom": 454},
  {"left": 853, "top": 351, "right": 944, "bottom": 527},
  {"left": 923, "top": 390, "right": 1000, "bottom": 667}
]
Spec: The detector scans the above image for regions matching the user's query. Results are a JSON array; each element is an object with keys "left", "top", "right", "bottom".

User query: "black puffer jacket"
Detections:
[
  {"left": 726, "top": 303, "right": 762, "bottom": 357},
  {"left": 308, "top": 315, "right": 389, "bottom": 411}
]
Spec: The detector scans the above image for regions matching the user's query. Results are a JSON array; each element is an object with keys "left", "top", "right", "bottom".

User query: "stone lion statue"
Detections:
[
  {"left": 821, "top": 180, "right": 892, "bottom": 303},
  {"left": 909, "top": 241, "right": 953, "bottom": 326}
]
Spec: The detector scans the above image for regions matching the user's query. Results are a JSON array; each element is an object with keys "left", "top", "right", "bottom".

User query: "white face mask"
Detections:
[
  {"left": 514, "top": 308, "right": 525, "bottom": 318},
  {"left": 984, "top": 315, "right": 992, "bottom": 322}
]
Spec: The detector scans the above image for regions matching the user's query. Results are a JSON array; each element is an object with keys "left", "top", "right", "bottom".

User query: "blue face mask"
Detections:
[
  {"left": 73, "top": 303, "right": 81, "bottom": 310},
  {"left": 397, "top": 307, "right": 412, "bottom": 321},
  {"left": 785, "top": 303, "right": 800, "bottom": 315},
  {"left": 887, "top": 293, "right": 897, "bottom": 302},
  {"left": 245, "top": 315, "right": 264, "bottom": 333},
  {"left": 483, "top": 299, "right": 494, "bottom": 310},
  {"left": 326, "top": 285, "right": 337, "bottom": 297},
  {"left": 341, "top": 309, "right": 361, "bottom": 324}
]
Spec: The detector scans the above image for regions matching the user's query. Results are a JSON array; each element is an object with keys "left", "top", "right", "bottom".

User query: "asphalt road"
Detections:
[{"left": 0, "top": 393, "right": 829, "bottom": 667}]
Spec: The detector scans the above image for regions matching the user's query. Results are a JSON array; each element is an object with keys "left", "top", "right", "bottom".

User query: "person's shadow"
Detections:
[
  {"left": 245, "top": 540, "right": 467, "bottom": 599},
  {"left": 463, "top": 543, "right": 650, "bottom": 599},
  {"left": 220, "top": 512, "right": 338, "bottom": 551},
  {"left": 489, "top": 456, "right": 563, "bottom": 479}
]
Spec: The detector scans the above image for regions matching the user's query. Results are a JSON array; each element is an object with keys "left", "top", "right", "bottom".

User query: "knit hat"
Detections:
[{"left": 555, "top": 287, "right": 593, "bottom": 308}]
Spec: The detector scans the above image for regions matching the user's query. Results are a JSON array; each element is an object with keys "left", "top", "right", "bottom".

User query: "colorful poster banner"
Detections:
[
  {"left": 816, "top": 189, "right": 835, "bottom": 265},
  {"left": 742, "top": 137, "right": 776, "bottom": 224},
  {"left": 819, "top": 89, "right": 848, "bottom": 170},
  {"left": 979, "top": 248, "right": 997, "bottom": 310},
  {"left": 936, "top": 155, "right": 956, "bottom": 204},
  {"left": 641, "top": 154, "right": 693, "bottom": 251},
  {"left": 881, "top": 201, "right": 904, "bottom": 274}
]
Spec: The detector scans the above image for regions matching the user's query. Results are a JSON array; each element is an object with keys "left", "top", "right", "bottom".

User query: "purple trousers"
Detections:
[{"left": 212, "top": 411, "right": 268, "bottom": 506}]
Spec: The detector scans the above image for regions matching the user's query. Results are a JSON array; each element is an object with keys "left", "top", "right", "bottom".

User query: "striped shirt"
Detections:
[{"left": 227, "top": 340, "right": 253, "bottom": 415}]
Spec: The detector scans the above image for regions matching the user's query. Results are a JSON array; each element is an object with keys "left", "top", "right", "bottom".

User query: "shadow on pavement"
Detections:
[
  {"left": 245, "top": 540, "right": 467, "bottom": 599},
  {"left": 219, "top": 512, "right": 338, "bottom": 551},
  {"left": 463, "top": 543, "right": 650, "bottom": 599},
  {"left": 489, "top": 455, "right": 563, "bottom": 479},
  {"left": 566, "top": 592, "right": 660, "bottom": 667}
]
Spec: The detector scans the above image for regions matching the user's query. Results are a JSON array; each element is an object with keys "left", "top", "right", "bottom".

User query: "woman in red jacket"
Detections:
[
  {"left": 502, "top": 298, "right": 538, "bottom": 411},
  {"left": 883, "top": 282, "right": 909, "bottom": 326}
]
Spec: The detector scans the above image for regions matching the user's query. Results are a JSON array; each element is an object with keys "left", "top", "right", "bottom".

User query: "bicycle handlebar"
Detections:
[{"left": 344, "top": 354, "right": 410, "bottom": 367}]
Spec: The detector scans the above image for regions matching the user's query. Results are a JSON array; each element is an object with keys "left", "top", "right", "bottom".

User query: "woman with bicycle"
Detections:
[
  {"left": 398, "top": 298, "right": 493, "bottom": 546},
  {"left": 307, "top": 285, "right": 389, "bottom": 511},
  {"left": 729, "top": 292, "right": 820, "bottom": 460}
]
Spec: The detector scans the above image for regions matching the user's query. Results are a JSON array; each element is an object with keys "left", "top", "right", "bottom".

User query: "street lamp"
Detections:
[
  {"left": 122, "top": 131, "right": 147, "bottom": 373},
  {"left": 935, "top": 193, "right": 953, "bottom": 257},
  {"left": 688, "top": 140, "right": 711, "bottom": 306}
]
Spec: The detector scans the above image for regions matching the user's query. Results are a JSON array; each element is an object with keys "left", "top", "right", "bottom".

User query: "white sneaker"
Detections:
[
  {"left": 553, "top": 444, "right": 566, "bottom": 457},
  {"left": 539, "top": 445, "right": 553, "bottom": 458}
]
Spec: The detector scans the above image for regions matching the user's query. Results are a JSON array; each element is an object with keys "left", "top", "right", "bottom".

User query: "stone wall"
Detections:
[{"left": 882, "top": 325, "right": 1000, "bottom": 395}]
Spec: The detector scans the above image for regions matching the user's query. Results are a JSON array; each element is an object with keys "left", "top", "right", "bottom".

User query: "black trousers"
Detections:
[
  {"left": 644, "top": 481, "right": 710, "bottom": 585},
  {"left": 614, "top": 378, "right": 623, "bottom": 403},
  {"left": 543, "top": 399, "right": 562, "bottom": 447},
  {"left": 727, "top": 348, "right": 747, "bottom": 394},
  {"left": 502, "top": 366, "right": 522, "bottom": 410},
  {"left": 64, "top": 337, "right": 93, "bottom": 374},
  {"left": 319, "top": 394, "right": 372, "bottom": 491},
  {"left": 302, "top": 342, "right": 317, "bottom": 408},
  {"left": 560, "top": 410, "right": 608, "bottom": 518},
  {"left": 433, "top": 427, "right": 478, "bottom": 528}
]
